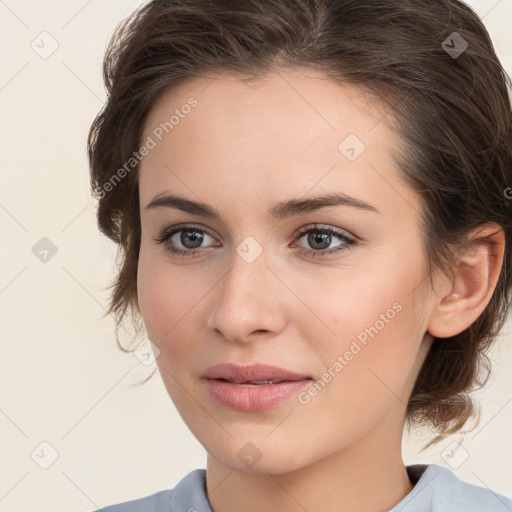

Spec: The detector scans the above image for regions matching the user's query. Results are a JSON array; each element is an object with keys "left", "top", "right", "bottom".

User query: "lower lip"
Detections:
[{"left": 205, "top": 378, "right": 312, "bottom": 411}]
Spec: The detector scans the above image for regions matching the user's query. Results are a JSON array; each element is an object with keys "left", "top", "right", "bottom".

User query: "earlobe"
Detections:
[{"left": 427, "top": 223, "right": 505, "bottom": 339}]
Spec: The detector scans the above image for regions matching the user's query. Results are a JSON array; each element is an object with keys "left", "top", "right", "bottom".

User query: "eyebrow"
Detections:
[{"left": 144, "top": 191, "right": 380, "bottom": 220}]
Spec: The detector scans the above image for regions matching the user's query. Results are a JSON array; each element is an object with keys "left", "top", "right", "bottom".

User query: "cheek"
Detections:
[
  {"left": 137, "top": 243, "right": 194, "bottom": 331},
  {"left": 137, "top": 251, "right": 210, "bottom": 372},
  {"left": 296, "top": 249, "right": 426, "bottom": 399},
  {"left": 137, "top": 255, "right": 203, "bottom": 412},
  {"left": 295, "top": 261, "right": 419, "bottom": 352},
  {"left": 312, "top": 303, "right": 421, "bottom": 448},
  {"left": 137, "top": 251, "right": 186, "bottom": 350}
]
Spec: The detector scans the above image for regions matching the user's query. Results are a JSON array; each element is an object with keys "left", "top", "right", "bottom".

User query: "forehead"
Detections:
[
  {"left": 138, "top": 68, "right": 418, "bottom": 222},
  {"left": 142, "top": 68, "right": 390, "bottom": 144}
]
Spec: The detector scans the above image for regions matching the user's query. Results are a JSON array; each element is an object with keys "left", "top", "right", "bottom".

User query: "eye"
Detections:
[
  {"left": 154, "top": 223, "right": 357, "bottom": 259},
  {"left": 153, "top": 224, "right": 218, "bottom": 258},
  {"left": 291, "top": 224, "right": 356, "bottom": 258}
]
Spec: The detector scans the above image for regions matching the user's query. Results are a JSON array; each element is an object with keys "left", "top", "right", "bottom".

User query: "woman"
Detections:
[{"left": 88, "top": 0, "right": 512, "bottom": 510}]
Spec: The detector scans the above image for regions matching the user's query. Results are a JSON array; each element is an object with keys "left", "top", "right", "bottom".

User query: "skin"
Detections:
[{"left": 136, "top": 68, "right": 504, "bottom": 512}]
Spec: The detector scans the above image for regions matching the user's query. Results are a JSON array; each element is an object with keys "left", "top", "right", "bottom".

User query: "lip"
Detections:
[
  {"left": 203, "top": 363, "right": 312, "bottom": 382},
  {"left": 203, "top": 363, "right": 313, "bottom": 412}
]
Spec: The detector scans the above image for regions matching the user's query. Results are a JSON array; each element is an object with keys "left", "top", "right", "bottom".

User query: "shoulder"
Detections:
[
  {"left": 394, "top": 463, "right": 512, "bottom": 512},
  {"left": 95, "top": 489, "right": 173, "bottom": 512},
  {"left": 89, "top": 469, "right": 209, "bottom": 512}
]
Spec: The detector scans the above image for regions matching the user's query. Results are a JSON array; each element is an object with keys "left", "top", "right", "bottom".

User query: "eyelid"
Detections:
[
  {"left": 154, "top": 222, "right": 356, "bottom": 243},
  {"left": 294, "top": 223, "right": 356, "bottom": 241},
  {"left": 291, "top": 224, "right": 357, "bottom": 258},
  {"left": 153, "top": 222, "right": 217, "bottom": 242},
  {"left": 154, "top": 222, "right": 358, "bottom": 260}
]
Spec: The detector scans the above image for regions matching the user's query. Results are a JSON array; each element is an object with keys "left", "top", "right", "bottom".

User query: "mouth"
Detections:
[
  {"left": 213, "top": 378, "right": 302, "bottom": 386},
  {"left": 205, "top": 378, "right": 313, "bottom": 412},
  {"left": 202, "top": 363, "right": 313, "bottom": 411},
  {"left": 203, "top": 362, "right": 312, "bottom": 382}
]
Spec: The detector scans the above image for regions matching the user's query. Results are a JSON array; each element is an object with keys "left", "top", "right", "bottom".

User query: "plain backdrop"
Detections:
[{"left": 1, "top": 1, "right": 511, "bottom": 511}]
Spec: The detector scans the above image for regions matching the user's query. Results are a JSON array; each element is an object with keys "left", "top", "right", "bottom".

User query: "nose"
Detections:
[{"left": 206, "top": 246, "right": 287, "bottom": 344}]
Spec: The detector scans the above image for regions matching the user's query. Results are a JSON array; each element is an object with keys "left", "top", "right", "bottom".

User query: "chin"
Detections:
[{"left": 205, "top": 437, "right": 311, "bottom": 476}]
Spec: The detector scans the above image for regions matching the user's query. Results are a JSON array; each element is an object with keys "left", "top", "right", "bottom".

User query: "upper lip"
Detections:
[{"left": 203, "top": 363, "right": 312, "bottom": 383}]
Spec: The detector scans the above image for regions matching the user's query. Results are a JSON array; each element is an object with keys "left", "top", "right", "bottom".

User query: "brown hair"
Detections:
[{"left": 88, "top": 0, "right": 512, "bottom": 444}]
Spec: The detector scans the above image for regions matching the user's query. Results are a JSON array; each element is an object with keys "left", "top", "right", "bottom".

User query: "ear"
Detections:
[{"left": 427, "top": 223, "right": 505, "bottom": 339}]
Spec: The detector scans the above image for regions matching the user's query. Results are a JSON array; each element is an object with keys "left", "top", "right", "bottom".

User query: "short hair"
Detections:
[{"left": 88, "top": 0, "right": 512, "bottom": 445}]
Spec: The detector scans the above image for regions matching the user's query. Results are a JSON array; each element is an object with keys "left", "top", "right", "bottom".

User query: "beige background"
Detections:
[{"left": 1, "top": 1, "right": 511, "bottom": 511}]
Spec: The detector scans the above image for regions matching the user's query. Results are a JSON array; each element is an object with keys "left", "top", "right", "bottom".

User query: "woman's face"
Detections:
[{"left": 137, "top": 69, "right": 436, "bottom": 474}]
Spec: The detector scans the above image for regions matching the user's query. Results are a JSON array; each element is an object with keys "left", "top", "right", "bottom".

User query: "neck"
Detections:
[{"left": 205, "top": 411, "right": 414, "bottom": 512}]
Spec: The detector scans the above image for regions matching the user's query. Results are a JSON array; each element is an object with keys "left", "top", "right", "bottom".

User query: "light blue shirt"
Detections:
[{"left": 91, "top": 464, "right": 512, "bottom": 511}]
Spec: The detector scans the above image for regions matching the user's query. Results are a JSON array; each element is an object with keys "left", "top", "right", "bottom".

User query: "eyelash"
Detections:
[{"left": 153, "top": 223, "right": 357, "bottom": 259}]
